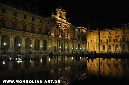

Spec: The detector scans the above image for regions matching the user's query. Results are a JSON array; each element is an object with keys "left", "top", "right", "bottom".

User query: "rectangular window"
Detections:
[
  {"left": 122, "top": 37, "right": 125, "bottom": 41},
  {"left": 23, "top": 25, "right": 26, "bottom": 31},
  {"left": 14, "top": 12, "right": 17, "bottom": 16},
  {"left": 109, "top": 38, "right": 111, "bottom": 42},
  {"left": 78, "top": 29, "right": 80, "bottom": 32},
  {"left": 113, "top": 39, "right": 115, "bottom": 42},
  {"left": 103, "top": 45, "right": 105, "bottom": 50},
  {"left": 31, "top": 26, "right": 34, "bottom": 32},
  {"left": 101, "top": 40, "right": 102, "bottom": 42},
  {"left": 32, "top": 17, "right": 34, "bottom": 21},
  {"left": 78, "top": 44, "right": 80, "bottom": 50},
  {"left": 24, "top": 15, "right": 26, "bottom": 19}
]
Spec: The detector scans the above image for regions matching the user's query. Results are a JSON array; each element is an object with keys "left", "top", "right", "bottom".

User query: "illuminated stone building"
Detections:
[
  {"left": 0, "top": 3, "right": 87, "bottom": 54},
  {"left": 86, "top": 27, "right": 129, "bottom": 53}
]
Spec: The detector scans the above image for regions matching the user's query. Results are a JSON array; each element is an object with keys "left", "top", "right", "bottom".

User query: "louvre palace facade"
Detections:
[
  {"left": 1, "top": 3, "right": 129, "bottom": 54},
  {"left": 0, "top": 3, "right": 87, "bottom": 54},
  {"left": 86, "top": 27, "right": 129, "bottom": 53}
]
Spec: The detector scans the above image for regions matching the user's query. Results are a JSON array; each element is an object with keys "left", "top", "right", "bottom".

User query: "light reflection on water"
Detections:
[{"left": 0, "top": 55, "right": 129, "bottom": 84}]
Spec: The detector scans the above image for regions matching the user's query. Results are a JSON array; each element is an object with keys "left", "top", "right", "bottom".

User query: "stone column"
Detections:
[
  {"left": 63, "top": 41, "right": 65, "bottom": 52},
  {"left": 21, "top": 38, "right": 25, "bottom": 54},
  {"left": 0, "top": 36, "right": 1, "bottom": 53},
  {"left": 46, "top": 39, "right": 50, "bottom": 53},
  {"left": 31, "top": 38, "right": 35, "bottom": 54},
  {"left": 9, "top": 35, "right": 14, "bottom": 53}
]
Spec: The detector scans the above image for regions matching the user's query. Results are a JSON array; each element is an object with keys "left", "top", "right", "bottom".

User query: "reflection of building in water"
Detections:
[
  {"left": 0, "top": 3, "right": 87, "bottom": 54},
  {"left": 87, "top": 58, "right": 129, "bottom": 77},
  {"left": 86, "top": 28, "right": 129, "bottom": 53},
  {"left": 0, "top": 55, "right": 87, "bottom": 79}
]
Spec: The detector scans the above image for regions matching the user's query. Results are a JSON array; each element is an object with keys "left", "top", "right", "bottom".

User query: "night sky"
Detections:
[{"left": 1, "top": 0, "right": 129, "bottom": 29}]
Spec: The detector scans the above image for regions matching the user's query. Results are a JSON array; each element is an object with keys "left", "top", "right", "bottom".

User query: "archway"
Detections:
[
  {"left": 34, "top": 39, "right": 40, "bottom": 51},
  {"left": 14, "top": 36, "right": 22, "bottom": 50},
  {"left": 43, "top": 40, "right": 47, "bottom": 51},
  {"left": 1, "top": 35, "right": 10, "bottom": 51},
  {"left": 25, "top": 37, "right": 31, "bottom": 50}
]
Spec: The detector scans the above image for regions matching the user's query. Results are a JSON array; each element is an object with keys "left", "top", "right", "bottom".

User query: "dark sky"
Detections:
[{"left": 1, "top": 0, "right": 129, "bottom": 29}]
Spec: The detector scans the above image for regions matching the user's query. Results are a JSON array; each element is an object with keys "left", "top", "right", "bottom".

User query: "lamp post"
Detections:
[
  {"left": 72, "top": 47, "right": 73, "bottom": 54},
  {"left": 41, "top": 46, "right": 42, "bottom": 54},
  {"left": 30, "top": 45, "right": 32, "bottom": 54},
  {"left": 4, "top": 43, "right": 6, "bottom": 55},
  {"left": 80, "top": 48, "right": 81, "bottom": 54},
  {"left": 18, "top": 44, "right": 21, "bottom": 55}
]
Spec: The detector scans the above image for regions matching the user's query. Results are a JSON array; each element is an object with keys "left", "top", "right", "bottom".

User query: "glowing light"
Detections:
[
  {"left": 4, "top": 43, "right": 6, "bottom": 45},
  {"left": 41, "top": 59, "right": 42, "bottom": 62},
  {"left": 66, "top": 47, "right": 67, "bottom": 48},
  {"left": 17, "top": 60, "right": 22, "bottom": 63},
  {"left": 60, "top": 47, "right": 61, "bottom": 48},
  {"left": 76, "top": 48, "right": 77, "bottom": 49},
  {"left": 41, "top": 46, "right": 42, "bottom": 47},
  {"left": 18, "top": 44, "right": 21, "bottom": 46},
  {"left": 72, "top": 48, "right": 73, "bottom": 49},
  {"left": 80, "top": 57, "right": 81, "bottom": 60},
  {"left": 80, "top": 48, "right": 81, "bottom": 49},
  {"left": 49, "top": 58, "right": 50, "bottom": 61},
  {"left": 72, "top": 57, "right": 73, "bottom": 60},
  {"left": 30, "top": 45, "right": 32, "bottom": 47},
  {"left": 10, "top": 58, "right": 11, "bottom": 60},
  {"left": 30, "top": 60, "right": 31, "bottom": 62},
  {"left": 3, "top": 61, "right": 5, "bottom": 64},
  {"left": 49, "top": 46, "right": 51, "bottom": 47}
]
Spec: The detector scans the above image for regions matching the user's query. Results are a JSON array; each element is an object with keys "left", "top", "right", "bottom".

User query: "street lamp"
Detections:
[
  {"left": 18, "top": 44, "right": 21, "bottom": 55},
  {"left": 41, "top": 46, "right": 42, "bottom": 54},
  {"left": 72, "top": 47, "right": 73, "bottom": 54},
  {"left": 4, "top": 43, "right": 6, "bottom": 55},
  {"left": 30, "top": 45, "right": 32, "bottom": 54}
]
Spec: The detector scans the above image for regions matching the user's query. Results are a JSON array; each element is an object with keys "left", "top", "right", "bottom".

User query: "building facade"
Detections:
[
  {"left": 0, "top": 3, "right": 87, "bottom": 54},
  {"left": 86, "top": 27, "right": 129, "bottom": 53}
]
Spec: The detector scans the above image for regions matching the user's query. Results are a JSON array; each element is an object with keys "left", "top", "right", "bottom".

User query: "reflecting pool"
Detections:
[{"left": 0, "top": 55, "right": 129, "bottom": 85}]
